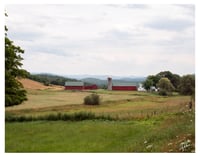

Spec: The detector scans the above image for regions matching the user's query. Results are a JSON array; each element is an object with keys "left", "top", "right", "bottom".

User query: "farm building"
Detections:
[
  {"left": 65, "top": 82, "right": 84, "bottom": 90},
  {"left": 107, "top": 77, "right": 137, "bottom": 91},
  {"left": 65, "top": 82, "right": 98, "bottom": 90},
  {"left": 84, "top": 84, "right": 98, "bottom": 90},
  {"left": 112, "top": 82, "right": 137, "bottom": 91}
]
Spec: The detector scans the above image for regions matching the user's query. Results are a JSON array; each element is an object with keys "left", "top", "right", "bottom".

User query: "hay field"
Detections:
[
  {"left": 5, "top": 80, "right": 195, "bottom": 152},
  {"left": 5, "top": 89, "right": 140, "bottom": 111},
  {"left": 5, "top": 86, "right": 191, "bottom": 121}
]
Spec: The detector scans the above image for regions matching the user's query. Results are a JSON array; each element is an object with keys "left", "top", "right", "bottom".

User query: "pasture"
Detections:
[{"left": 5, "top": 88, "right": 195, "bottom": 152}]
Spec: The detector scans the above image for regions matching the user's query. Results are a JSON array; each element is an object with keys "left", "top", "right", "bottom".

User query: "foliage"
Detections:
[
  {"left": 143, "top": 77, "right": 154, "bottom": 90},
  {"left": 28, "top": 74, "right": 77, "bottom": 86},
  {"left": 84, "top": 94, "right": 101, "bottom": 105},
  {"left": 156, "top": 71, "right": 180, "bottom": 90},
  {"left": 5, "top": 112, "right": 113, "bottom": 122},
  {"left": 143, "top": 71, "right": 181, "bottom": 91},
  {"left": 5, "top": 15, "right": 28, "bottom": 106},
  {"left": 157, "top": 77, "right": 175, "bottom": 96},
  {"left": 179, "top": 75, "right": 195, "bottom": 95}
]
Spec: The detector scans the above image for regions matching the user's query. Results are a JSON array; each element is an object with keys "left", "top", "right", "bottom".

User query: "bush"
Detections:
[
  {"left": 84, "top": 94, "right": 100, "bottom": 105},
  {"left": 158, "top": 90, "right": 168, "bottom": 96}
]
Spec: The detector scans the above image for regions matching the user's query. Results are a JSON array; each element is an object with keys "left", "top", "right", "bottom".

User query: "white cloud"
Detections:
[{"left": 5, "top": 4, "right": 195, "bottom": 76}]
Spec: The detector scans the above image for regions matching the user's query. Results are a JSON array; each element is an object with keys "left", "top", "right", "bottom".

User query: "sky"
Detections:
[{"left": 5, "top": 4, "right": 195, "bottom": 77}]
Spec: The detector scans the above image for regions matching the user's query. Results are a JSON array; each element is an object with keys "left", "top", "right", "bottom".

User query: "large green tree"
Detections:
[
  {"left": 5, "top": 16, "right": 28, "bottom": 106},
  {"left": 156, "top": 71, "right": 180, "bottom": 90},
  {"left": 179, "top": 75, "right": 195, "bottom": 95},
  {"left": 143, "top": 75, "right": 160, "bottom": 90},
  {"left": 157, "top": 77, "right": 175, "bottom": 96}
]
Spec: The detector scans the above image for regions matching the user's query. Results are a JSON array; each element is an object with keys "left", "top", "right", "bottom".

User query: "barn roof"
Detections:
[
  {"left": 112, "top": 82, "right": 136, "bottom": 87},
  {"left": 65, "top": 81, "right": 84, "bottom": 86}
]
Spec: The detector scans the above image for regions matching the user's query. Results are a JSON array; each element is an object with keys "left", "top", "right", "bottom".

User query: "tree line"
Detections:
[
  {"left": 143, "top": 71, "right": 195, "bottom": 96},
  {"left": 27, "top": 74, "right": 77, "bottom": 86}
]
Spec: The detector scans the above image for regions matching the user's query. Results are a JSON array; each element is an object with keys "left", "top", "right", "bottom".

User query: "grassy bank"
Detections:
[{"left": 5, "top": 111, "right": 194, "bottom": 152}]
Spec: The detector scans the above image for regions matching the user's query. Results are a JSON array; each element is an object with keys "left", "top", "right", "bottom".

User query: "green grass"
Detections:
[
  {"left": 5, "top": 89, "right": 195, "bottom": 152},
  {"left": 5, "top": 111, "right": 195, "bottom": 152}
]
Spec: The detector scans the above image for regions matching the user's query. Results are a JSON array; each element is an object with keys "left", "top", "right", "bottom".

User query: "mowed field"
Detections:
[{"left": 5, "top": 79, "right": 195, "bottom": 152}]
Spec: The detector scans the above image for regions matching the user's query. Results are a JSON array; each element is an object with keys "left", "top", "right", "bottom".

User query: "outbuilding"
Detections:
[
  {"left": 64, "top": 82, "right": 84, "bottom": 90},
  {"left": 107, "top": 77, "right": 137, "bottom": 91},
  {"left": 64, "top": 82, "right": 98, "bottom": 90},
  {"left": 84, "top": 84, "right": 98, "bottom": 90},
  {"left": 112, "top": 82, "right": 137, "bottom": 91}
]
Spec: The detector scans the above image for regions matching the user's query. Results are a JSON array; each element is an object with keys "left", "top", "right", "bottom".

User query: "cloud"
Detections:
[
  {"left": 106, "top": 4, "right": 148, "bottom": 9},
  {"left": 5, "top": 4, "right": 195, "bottom": 76},
  {"left": 125, "top": 4, "right": 149, "bottom": 9},
  {"left": 144, "top": 18, "right": 194, "bottom": 31},
  {"left": 8, "top": 31, "right": 44, "bottom": 42}
]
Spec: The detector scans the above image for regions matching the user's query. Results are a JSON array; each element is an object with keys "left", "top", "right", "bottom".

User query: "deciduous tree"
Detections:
[
  {"left": 5, "top": 14, "right": 28, "bottom": 106},
  {"left": 179, "top": 75, "right": 195, "bottom": 95},
  {"left": 157, "top": 77, "right": 175, "bottom": 96}
]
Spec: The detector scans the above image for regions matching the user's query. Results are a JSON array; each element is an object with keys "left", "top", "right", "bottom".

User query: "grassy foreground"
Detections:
[
  {"left": 5, "top": 89, "right": 195, "bottom": 152},
  {"left": 6, "top": 111, "right": 194, "bottom": 152}
]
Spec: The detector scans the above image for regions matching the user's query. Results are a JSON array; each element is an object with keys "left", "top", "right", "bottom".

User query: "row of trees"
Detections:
[
  {"left": 28, "top": 74, "right": 77, "bottom": 86},
  {"left": 143, "top": 71, "right": 195, "bottom": 96}
]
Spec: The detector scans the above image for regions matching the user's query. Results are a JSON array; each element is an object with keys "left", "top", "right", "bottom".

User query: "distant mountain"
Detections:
[
  {"left": 30, "top": 73, "right": 146, "bottom": 87},
  {"left": 65, "top": 75, "right": 109, "bottom": 80},
  {"left": 81, "top": 78, "right": 107, "bottom": 86},
  {"left": 81, "top": 77, "right": 146, "bottom": 87},
  {"left": 66, "top": 74, "right": 146, "bottom": 81},
  {"left": 118, "top": 77, "right": 146, "bottom": 82}
]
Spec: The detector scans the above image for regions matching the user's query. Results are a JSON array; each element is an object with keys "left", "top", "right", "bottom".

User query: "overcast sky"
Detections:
[{"left": 5, "top": 4, "right": 195, "bottom": 77}]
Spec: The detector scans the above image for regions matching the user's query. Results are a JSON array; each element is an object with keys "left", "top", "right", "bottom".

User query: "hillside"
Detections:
[
  {"left": 28, "top": 74, "right": 77, "bottom": 86},
  {"left": 18, "top": 78, "right": 63, "bottom": 90}
]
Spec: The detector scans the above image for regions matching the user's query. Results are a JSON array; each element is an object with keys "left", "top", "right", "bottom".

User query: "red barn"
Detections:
[
  {"left": 64, "top": 82, "right": 84, "bottom": 90},
  {"left": 107, "top": 78, "right": 137, "bottom": 91},
  {"left": 65, "top": 82, "right": 98, "bottom": 90},
  {"left": 84, "top": 85, "right": 98, "bottom": 90},
  {"left": 112, "top": 82, "right": 137, "bottom": 91}
]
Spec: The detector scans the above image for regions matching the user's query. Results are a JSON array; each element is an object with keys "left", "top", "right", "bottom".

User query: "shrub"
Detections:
[
  {"left": 84, "top": 94, "right": 100, "bottom": 105},
  {"left": 5, "top": 112, "right": 115, "bottom": 122},
  {"left": 158, "top": 89, "right": 168, "bottom": 96},
  {"left": 73, "top": 112, "right": 95, "bottom": 121}
]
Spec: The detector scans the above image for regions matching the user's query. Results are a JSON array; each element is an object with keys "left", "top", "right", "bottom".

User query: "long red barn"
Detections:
[
  {"left": 107, "top": 77, "right": 137, "bottom": 91},
  {"left": 64, "top": 82, "right": 84, "bottom": 90},
  {"left": 112, "top": 82, "right": 137, "bottom": 91},
  {"left": 84, "top": 84, "right": 98, "bottom": 90},
  {"left": 64, "top": 82, "right": 98, "bottom": 90}
]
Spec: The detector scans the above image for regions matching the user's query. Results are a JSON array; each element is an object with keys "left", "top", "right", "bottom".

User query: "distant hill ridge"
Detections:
[
  {"left": 28, "top": 73, "right": 146, "bottom": 87},
  {"left": 28, "top": 74, "right": 78, "bottom": 86}
]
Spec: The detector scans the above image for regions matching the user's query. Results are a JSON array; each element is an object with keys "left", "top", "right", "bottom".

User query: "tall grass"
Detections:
[{"left": 5, "top": 112, "right": 114, "bottom": 122}]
